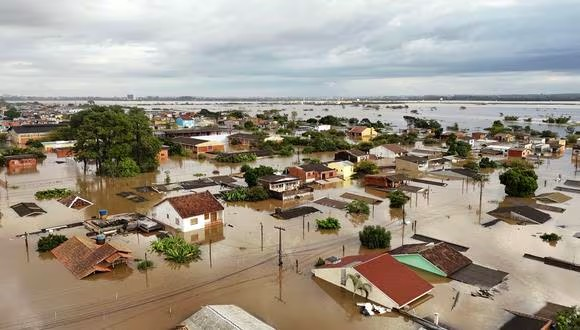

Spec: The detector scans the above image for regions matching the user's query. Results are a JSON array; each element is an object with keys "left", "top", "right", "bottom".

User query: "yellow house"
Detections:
[
  {"left": 347, "top": 126, "right": 378, "bottom": 140},
  {"left": 327, "top": 160, "right": 354, "bottom": 179}
]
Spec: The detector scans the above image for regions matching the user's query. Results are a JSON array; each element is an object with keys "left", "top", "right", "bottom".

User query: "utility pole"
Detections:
[
  {"left": 260, "top": 222, "right": 264, "bottom": 251},
  {"left": 274, "top": 226, "right": 286, "bottom": 266},
  {"left": 209, "top": 239, "right": 212, "bottom": 268},
  {"left": 302, "top": 216, "right": 305, "bottom": 240},
  {"left": 402, "top": 203, "right": 406, "bottom": 246}
]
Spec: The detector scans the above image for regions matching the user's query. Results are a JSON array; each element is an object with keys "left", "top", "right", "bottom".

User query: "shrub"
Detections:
[
  {"left": 543, "top": 116, "right": 571, "bottom": 124},
  {"left": 137, "top": 260, "right": 154, "bottom": 270},
  {"left": 346, "top": 200, "right": 370, "bottom": 215},
  {"left": 150, "top": 236, "right": 201, "bottom": 264},
  {"left": 353, "top": 160, "right": 379, "bottom": 177},
  {"left": 37, "top": 234, "right": 68, "bottom": 252},
  {"left": 389, "top": 190, "right": 409, "bottom": 208},
  {"left": 359, "top": 226, "right": 391, "bottom": 249},
  {"left": 221, "top": 186, "right": 269, "bottom": 202},
  {"left": 316, "top": 217, "right": 341, "bottom": 230},
  {"left": 555, "top": 306, "right": 580, "bottom": 329},
  {"left": 215, "top": 152, "right": 257, "bottom": 163},
  {"left": 35, "top": 188, "right": 73, "bottom": 200},
  {"left": 540, "top": 233, "right": 561, "bottom": 243},
  {"left": 479, "top": 157, "right": 498, "bottom": 169}
]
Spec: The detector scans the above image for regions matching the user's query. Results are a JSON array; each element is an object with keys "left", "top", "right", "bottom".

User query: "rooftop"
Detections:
[
  {"left": 157, "top": 191, "right": 224, "bottom": 219},
  {"left": 180, "top": 305, "right": 275, "bottom": 330},
  {"left": 382, "top": 144, "right": 408, "bottom": 154},
  {"left": 349, "top": 126, "right": 371, "bottom": 133},
  {"left": 390, "top": 242, "right": 473, "bottom": 276},
  {"left": 172, "top": 137, "right": 211, "bottom": 146},
  {"left": 258, "top": 174, "right": 300, "bottom": 183},
  {"left": 299, "top": 163, "right": 333, "bottom": 172},
  {"left": 11, "top": 124, "right": 64, "bottom": 134}
]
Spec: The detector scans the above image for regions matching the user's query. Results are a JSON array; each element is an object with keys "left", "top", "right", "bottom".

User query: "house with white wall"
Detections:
[
  {"left": 149, "top": 191, "right": 225, "bottom": 232},
  {"left": 312, "top": 253, "right": 433, "bottom": 309}
]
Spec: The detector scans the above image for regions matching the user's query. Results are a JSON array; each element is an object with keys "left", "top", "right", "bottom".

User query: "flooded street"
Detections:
[{"left": 0, "top": 103, "right": 579, "bottom": 329}]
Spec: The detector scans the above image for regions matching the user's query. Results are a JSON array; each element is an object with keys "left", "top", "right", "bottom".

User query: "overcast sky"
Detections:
[{"left": 1, "top": 0, "right": 579, "bottom": 97}]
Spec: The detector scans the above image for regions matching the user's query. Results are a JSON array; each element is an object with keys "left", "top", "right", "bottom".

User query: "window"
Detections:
[
  {"left": 191, "top": 217, "right": 198, "bottom": 225},
  {"left": 166, "top": 214, "right": 169, "bottom": 219},
  {"left": 204, "top": 213, "right": 210, "bottom": 220}
]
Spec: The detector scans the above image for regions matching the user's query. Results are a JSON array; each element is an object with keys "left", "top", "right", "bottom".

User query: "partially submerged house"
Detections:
[
  {"left": 227, "top": 133, "right": 261, "bottom": 147},
  {"left": 326, "top": 160, "right": 354, "bottom": 179},
  {"left": 157, "top": 145, "right": 170, "bottom": 161},
  {"left": 8, "top": 124, "right": 63, "bottom": 146},
  {"left": 287, "top": 163, "right": 338, "bottom": 183},
  {"left": 347, "top": 126, "right": 378, "bottom": 140},
  {"left": 494, "top": 133, "right": 515, "bottom": 143},
  {"left": 10, "top": 202, "right": 46, "bottom": 217},
  {"left": 395, "top": 155, "right": 429, "bottom": 172},
  {"left": 150, "top": 191, "right": 225, "bottom": 232},
  {"left": 58, "top": 195, "right": 94, "bottom": 210},
  {"left": 178, "top": 305, "right": 275, "bottom": 330},
  {"left": 369, "top": 144, "right": 408, "bottom": 159},
  {"left": 52, "top": 236, "right": 133, "bottom": 279},
  {"left": 172, "top": 137, "right": 225, "bottom": 154},
  {"left": 4, "top": 154, "right": 38, "bottom": 172},
  {"left": 507, "top": 147, "right": 532, "bottom": 160},
  {"left": 363, "top": 174, "right": 406, "bottom": 189},
  {"left": 258, "top": 174, "right": 313, "bottom": 200},
  {"left": 390, "top": 242, "right": 472, "bottom": 277},
  {"left": 312, "top": 253, "right": 433, "bottom": 309},
  {"left": 488, "top": 206, "right": 552, "bottom": 224},
  {"left": 334, "top": 149, "right": 370, "bottom": 163}
]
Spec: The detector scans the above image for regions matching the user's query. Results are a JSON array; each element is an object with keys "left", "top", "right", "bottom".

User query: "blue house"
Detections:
[{"left": 176, "top": 114, "right": 195, "bottom": 128}]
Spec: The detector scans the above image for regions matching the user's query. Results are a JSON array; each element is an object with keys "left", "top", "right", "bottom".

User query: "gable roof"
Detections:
[
  {"left": 58, "top": 195, "right": 94, "bottom": 210},
  {"left": 382, "top": 144, "right": 408, "bottom": 154},
  {"left": 181, "top": 305, "right": 275, "bottom": 330},
  {"left": 10, "top": 202, "right": 46, "bottom": 217},
  {"left": 172, "top": 137, "right": 210, "bottom": 146},
  {"left": 349, "top": 126, "right": 370, "bottom": 133},
  {"left": 353, "top": 253, "right": 434, "bottom": 306},
  {"left": 390, "top": 242, "right": 472, "bottom": 275},
  {"left": 11, "top": 124, "right": 63, "bottom": 134},
  {"left": 160, "top": 191, "right": 224, "bottom": 219},
  {"left": 488, "top": 206, "right": 551, "bottom": 224},
  {"left": 258, "top": 174, "right": 300, "bottom": 184},
  {"left": 397, "top": 155, "right": 428, "bottom": 164},
  {"left": 299, "top": 163, "right": 333, "bottom": 172},
  {"left": 51, "top": 236, "right": 132, "bottom": 279}
]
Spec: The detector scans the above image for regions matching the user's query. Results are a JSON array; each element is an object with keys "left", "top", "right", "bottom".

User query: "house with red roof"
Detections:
[
  {"left": 149, "top": 191, "right": 225, "bottom": 232},
  {"left": 312, "top": 252, "right": 433, "bottom": 309}
]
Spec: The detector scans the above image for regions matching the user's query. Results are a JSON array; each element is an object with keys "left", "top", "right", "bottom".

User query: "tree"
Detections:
[
  {"left": 463, "top": 160, "right": 479, "bottom": 171},
  {"left": 5, "top": 106, "right": 21, "bottom": 120},
  {"left": 540, "top": 130, "right": 558, "bottom": 138},
  {"left": 446, "top": 134, "right": 472, "bottom": 157},
  {"left": 243, "top": 121, "right": 255, "bottom": 130},
  {"left": 479, "top": 157, "right": 498, "bottom": 169},
  {"left": 356, "top": 142, "right": 374, "bottom": 152},
  {"left": 555, "top": 306, "right": 580, "bottom": 330},
  {"left": 499, "top": 166, "right": 538, "bottom": 197},
  {"left": 37, "top": 234, "right": 68, "bottom": 252},
  {"left": 389, "top": 190, "right": 409, "bottom": 208},
  {"left": 353, "top": 161, "right": 379, "bottom": 177},
  {"left": 25, "top": 139, "right": 44, "bottom": 148},
  {"left": 316, "top": 217, "right": 341, "bottom": 230},
  {"left": 346, "top": 200, "right": 370, "bottom": 215},
  {"left": 347, "top": 273, "right": 372, "bottom": 299},
  {"left": 359, "top": 225, "right": 391, "bottom": 249},
  {"left": 243, "top": 165, "right": 275, "bottom": 186}
]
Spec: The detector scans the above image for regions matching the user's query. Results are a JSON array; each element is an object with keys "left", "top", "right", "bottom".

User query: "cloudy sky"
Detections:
[{"left": 1, "top": 0, "right": 579, "bottom": 97}]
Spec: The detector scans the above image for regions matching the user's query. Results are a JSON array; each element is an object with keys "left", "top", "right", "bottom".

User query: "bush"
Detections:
[
  {"left": 37, "top": 234, "right": 68, "bottom": 252},
  {"left": 215, "top": 152, "right": 257, "bottom": 163},
  {"left": 221, "top": 186, "right": 270, "bottom": 202},
  {"left": 316, "top": 217, "right": 341, "bottom": 230},
  {"left": 346, "top": 200, "right": 370, "bottom": 215},
  {"left": 137, "top": 260, "right": 154, "bottom": 270},
  {"left": 389, "top": 190, "right": 409, "bottom": 208},
  {"left": 359, "top": 226, "right": 391, "bottom": 249},
  {"left": 353, "top": 160, "right": 379, "bottom": 177},
  {"left": 150, "top": 236, "right": 201, "bottom": 264},
  {"left": 479, "top": 157, "right": 498, "bottom": 169},
  {"left": 35, "top": 188, "right": 73, "bottom": 200},
  {"left": 100, "top": 158, "right": 141, "bottom": 177},
  {"left": 555, "top": 306, "right": 580, "bottom": 329},
  {"left": 540, "top": 233, "right": 561, "bottom": 243}
]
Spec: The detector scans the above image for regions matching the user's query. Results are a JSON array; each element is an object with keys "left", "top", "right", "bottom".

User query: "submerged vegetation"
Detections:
[
  {"left": 37, "top": 234, "right": 68, "bottom": 252},
  {"left": 346, "top": 200, "right": 370, "bottom": 215},
  {"left": 215, "top": 152, "right": 257, "bottom": 163},
  {"left": 543, "top": 116, "right": 571, "bottom": 124},
  {"left": 137, "top": 259, "right": 154, "bottom": 270},
  {"left": 150, "top": 236, "right": 201, "bottom": 264},
  {"left": 359, "top": 226, "right": 391, "bottom": 249},
  {"left": 316, "top": 217, "right": 341, "bottom": 230},
  {"left": 221, "top": 186, "right": 269, "bottom": 202},
  {"left": 389, "top": 190, "right": 409, "bottom": 208},
  {"left": 540, "top": 233, "right": 562, "bottom": 243},
  {"left": 34, "top": 188, "right": 73, "bottom": 200},
  {"left": 499, "top": 162, "right": 538, "bottom": 197}
]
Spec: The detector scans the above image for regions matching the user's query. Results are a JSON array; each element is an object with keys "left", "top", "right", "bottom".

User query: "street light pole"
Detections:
[{"left": 274, "top": 226, "right": 286, "bottom": 266}]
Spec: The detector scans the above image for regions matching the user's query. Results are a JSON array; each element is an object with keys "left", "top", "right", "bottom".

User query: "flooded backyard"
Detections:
[{"left": 0, "top": 102, "right": 579, "bottom": 329}]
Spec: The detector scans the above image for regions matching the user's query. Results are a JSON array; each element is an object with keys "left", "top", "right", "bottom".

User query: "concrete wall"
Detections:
[{"left": 150, "top": 201, "right": 224, "bottom": 232}]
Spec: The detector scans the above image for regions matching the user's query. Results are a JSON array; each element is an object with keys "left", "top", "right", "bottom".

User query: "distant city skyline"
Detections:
[{"left": 1, "top": 0, "right": 579, "bottom": 97}]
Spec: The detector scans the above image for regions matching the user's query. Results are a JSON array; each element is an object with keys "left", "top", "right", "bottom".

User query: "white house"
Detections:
[
  {"left": 315, "top": 124, "right": 331, "bottom": 132},
  {"left": 149, "top": 191, "right": 225, "bottom": 232},
  {"left": 312, "top": 253, "right": 433, "bottom": 309},
  {"left": 369, "top": 144, "right": 408, "bottom": 159}
]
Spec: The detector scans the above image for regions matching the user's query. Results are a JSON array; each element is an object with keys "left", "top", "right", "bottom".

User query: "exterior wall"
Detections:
[
  {"left": 55, "top": 148, "right": 74, "bottom": 158},
  {"left": 393, "top": 255, "right": 447, "bottom": 277},
  {"left": 312, "top": 267, "right": 399, "bottom": 308},
  {"left": 396, "top": 159, "right": 427, "bottom": 172},
  {"left": 195, "top": 143, "right": 225, "bottom": 154},
  {"left": 364, "top": 176, "right": 401, "bottom": 188},
  {"left": 287, "top": 167, "right": 307, "bottom": 182},
  {"left": 369, "top": 146, "right": 397, "bottom": 159},
  {"left": 176, "top": 118, "right": 195, "bottom": 128},
  {"left": 158, "top": 149, "right": 169, "bottom": 161},
  {"left": 327, "top": 162, "right": 353, "bottom": 179},
  {"left": 7, "top": 158, "right": 37, "bottom": 170},
  {"left": 150, "top": 201, "right": 224, "bottom": 232},
  {"left": 263, "top": 180, "right": 301, "bottom": 193},
  {"left": 319, "top": 170, "right": 338, "bottom": 180},
  {"left": 12, "top": 132, "right": 53, "bottom": 146}
]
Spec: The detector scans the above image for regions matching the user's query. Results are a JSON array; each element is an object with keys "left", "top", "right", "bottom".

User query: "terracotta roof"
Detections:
[
  {"left": 382, "top": 144, "right": 408, "bottom": 154},
  {"left": 349, "top": 126, "right": 370, "bottom": 133},
  {"left": 354, "top": 253, "right": 434, "bottom": 306},
  {"left": 51, "top": 236, "right": 132, "bottom": 279},
  {"left": 163, "top": 191, "right": 224, "bottom": 219},
  {"left": 391, "top": 242, "right": 473, "bottom": 275}
]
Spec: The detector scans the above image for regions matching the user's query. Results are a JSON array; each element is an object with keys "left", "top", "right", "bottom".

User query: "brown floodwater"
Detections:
[{"left": 0, "top": 148, "right": 579, "bottom": 329}]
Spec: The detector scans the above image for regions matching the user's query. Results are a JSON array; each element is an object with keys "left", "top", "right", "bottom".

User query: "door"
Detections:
[{"left": 211, "top": 212, "right": 218, "bottom": 223}]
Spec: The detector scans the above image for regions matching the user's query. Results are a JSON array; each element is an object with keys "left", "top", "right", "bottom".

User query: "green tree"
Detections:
[
  {"left": 5, "top": 106, "right": 21, "bottom": 120},
  {"left": 25, "top": 139, "right": 44, "bottom": 148},
  {"left": 353, "top": 161, "right": 379, "bottom": 177},
  {"left": 389, "top": 190, "right": 409, "bottom": 208},
  {"left": 479, "top": 157, "right": 498, "bottom": 169},
  {"left": 243, "top": 165, "right": 275, "bottom": 186},
  {"left": 359, "top": 225, "right": 391, "bottom": 249},
  {"left": 555, "top": 306, "right": 580, "bottom": 330},
  {"left": 346, "top": 200, "right": 370, "bottom": 215},
  {"left": 499, "top": 166, "right": 538, "bottom": 197},
  {"left": 37, "top": 234, "right": 68, "bottom": 252},
  {"left": 463, "top": 160, "right": 479, "bottom": 171},
  {"left": 316, "top": 217, "right": 341, "bottom": 230},
  {"left": 243, "top": 121, "right": 255, "bottom": 130}
]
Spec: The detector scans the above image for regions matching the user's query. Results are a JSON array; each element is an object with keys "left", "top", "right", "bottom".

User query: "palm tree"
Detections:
[
  {"left": 347, "top": 273, "right": 372, "bottom": 299},
  {"left": 474, "top": 173, "right": 489, "bottom": 224}
]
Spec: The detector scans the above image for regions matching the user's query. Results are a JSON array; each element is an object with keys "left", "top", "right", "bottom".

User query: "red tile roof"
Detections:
[
  {"left": 391, "top": 243, "right": 472, "bottom": 276},
  {"left": 164, "top": 191, "right": 224, "bottom": 219},
  {"left": 382, "top": 144, "right": 408, "bottom": 154},
  {"left": 349, "top": 126, "right": 369, "bottom": 133},
  {"left": 354, "top": 253, "right": 433, "bottom": 306}
]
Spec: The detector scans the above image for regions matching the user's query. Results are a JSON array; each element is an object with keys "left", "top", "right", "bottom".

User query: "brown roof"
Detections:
[
  {"left": 390, "top": 242, "right": 472, "bottom": 275},
  {"left": 354, "top": 253, "right": 433, "bottom": 306},
  {"left": 52, "top": 236, "right": 132, "bottom": 279},
  {"left": 162, "top": 191, "right": 224, "bottom": 219},
  {"left": 349, "top": 126, "right": 369, "bottom": 133},
  {"left": 383, "top": 144, "right": 408, "bottom": 154}
]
